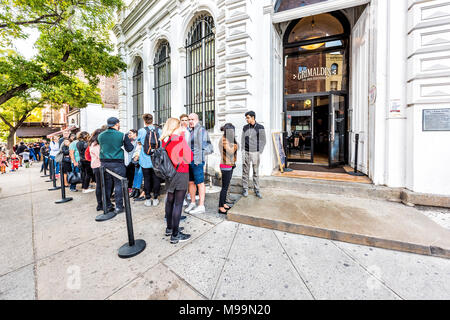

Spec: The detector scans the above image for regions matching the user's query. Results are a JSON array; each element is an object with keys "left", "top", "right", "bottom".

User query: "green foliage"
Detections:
[{"left": 0, "top": 0, "right": 127, "bottom": 145}]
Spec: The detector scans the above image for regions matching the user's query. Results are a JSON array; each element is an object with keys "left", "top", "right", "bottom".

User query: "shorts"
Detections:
[{"left": 189, "top": 162, "right": 205, "bottom": 185}]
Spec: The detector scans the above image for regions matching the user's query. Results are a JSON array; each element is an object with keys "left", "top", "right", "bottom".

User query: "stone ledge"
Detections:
[
  {"left": 226, "top": 212, "right": 450, "bottom": 259},
  {"left": 401, "top": 189, "right": 450, "bottom": 209}
]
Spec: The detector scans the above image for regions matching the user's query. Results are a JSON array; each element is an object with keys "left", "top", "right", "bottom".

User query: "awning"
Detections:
[
  {"left": 16, "top": 126, "right": 60, "bottom": 138},
  {"left": 46, "top": 125, "right": 78, "bottom": 138}
]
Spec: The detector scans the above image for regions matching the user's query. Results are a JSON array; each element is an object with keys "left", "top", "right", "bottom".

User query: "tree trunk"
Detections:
[{"left": 7, "top": 128, "right": 16, "bottom": 152}]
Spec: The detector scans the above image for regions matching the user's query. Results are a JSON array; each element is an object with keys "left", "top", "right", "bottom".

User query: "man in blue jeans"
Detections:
[{"left": 98, "top": 117, "right": 134, "bottom": 214}]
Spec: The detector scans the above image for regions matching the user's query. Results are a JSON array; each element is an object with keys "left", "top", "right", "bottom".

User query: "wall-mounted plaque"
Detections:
[{"left": 423, "top": 108, "right": 450, "bottom": 131}]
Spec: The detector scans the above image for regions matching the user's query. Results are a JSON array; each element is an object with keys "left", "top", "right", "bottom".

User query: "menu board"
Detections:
[{"left": 423, "top": 109, "right": 450, "bottom": 131}]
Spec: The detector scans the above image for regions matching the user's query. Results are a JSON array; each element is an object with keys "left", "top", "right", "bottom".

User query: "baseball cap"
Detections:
[{"left": 107, "top": 117, "right": 120, "bottom": 128}]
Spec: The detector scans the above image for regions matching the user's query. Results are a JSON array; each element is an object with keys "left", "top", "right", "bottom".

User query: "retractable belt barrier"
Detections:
[
  {"left": 96, "top": 166, "right": 146, "bottom": 259},
  {"left": 55, "top": 160, "right": 73, "bottom": 204},
  {"left": 48, "top": 158, "right": 61, "bottom": 191}
]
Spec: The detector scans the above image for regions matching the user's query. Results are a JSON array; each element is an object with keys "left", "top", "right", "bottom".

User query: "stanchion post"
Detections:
[
  {"left": 48, "top": 158, "right": 61, "bottom": 191},
  {"left": 45, "top": 157, "right": 53, "bottom": 182},
  {"left": 55, "top": 161, "right": 73, "bottom": 204},
  {"left": 348, "top": 133, "right": 364, "bottom": 176},
  {"left": 41, "top": 156, "right": 49, "bottom": 177},
  {"left": 95, "top": 166, "right": 117, "bottom": 222},
  {"left": 117, "top": 175, "right": 146, "bottom": 258}
]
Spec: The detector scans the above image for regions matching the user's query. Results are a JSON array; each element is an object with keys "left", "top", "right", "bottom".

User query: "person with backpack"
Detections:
[
  {"left": 161, "top": 118, "right": 193, "bottom": 244},
  {"left": 137, "top": 113, "right": 163, "bottom": 207},
  {"left": 77, "top": 131, "right": 95, "bottom": 193}
]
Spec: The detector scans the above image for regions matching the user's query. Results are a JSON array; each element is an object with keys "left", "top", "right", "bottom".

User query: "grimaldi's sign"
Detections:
[{"left": 293, "top": 66, "right": 336, "bottom": 81}]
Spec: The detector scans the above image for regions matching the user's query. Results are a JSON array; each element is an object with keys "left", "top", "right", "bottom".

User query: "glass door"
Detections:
[
  {"left": 285, "top": 97, "right": 314, "bottom": 162},
  {"left": 329, "top": 94, "right": 346, "bottom": 167}
]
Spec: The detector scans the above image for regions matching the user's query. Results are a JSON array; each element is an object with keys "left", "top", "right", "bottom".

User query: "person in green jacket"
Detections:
[{"left": 98, "top": 117, "right": 134, "bottom": 214}]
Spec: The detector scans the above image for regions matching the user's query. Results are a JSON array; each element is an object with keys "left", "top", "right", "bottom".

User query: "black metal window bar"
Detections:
[
  {"left": 153, "top": 41, "right": 171, "bottom": 126},
  {"left": 185, "top": 14, "right": 215, "bottom": 130},
  {"left": 132, "top": 59, "right": 144, "bottom": 129}
]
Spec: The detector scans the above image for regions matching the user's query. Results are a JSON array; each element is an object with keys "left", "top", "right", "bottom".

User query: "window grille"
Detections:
[
  {"left": 185, "top": 15, "right": 215, "bottom": 130},
  {"left": 132, "top": 59, "right": 144, "bottom": 129},
  {"left": 153, "top": 41, "right": 171, "bottom": 126}
]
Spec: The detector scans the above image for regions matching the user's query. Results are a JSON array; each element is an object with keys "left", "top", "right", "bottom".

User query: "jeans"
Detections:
[
  {"left": 41, "top": 156, "right": 49, "bottom": 172},
  {"left": 50, "top": 155, "right": 60, "bottom": 174},
  {"left": 102, "top": 162, "right": 126, "bottom": 210},
  {"left": 92, "top": 168, "right": 103, "bottom": 208},
  {"left": 242, "top": 151, "right": 260, "bottom": 191},
  {"left": 126, "top": 163, "right": 135, "bottom": 189},
  {"left": 219, "top": 168, "right": 234, "bottom": 207},
  {"left": 80, "top": 160, "right": 93, "bottom": 190},
  {"left": 132, "top": 166, "right": 143, "bottom": 189},
  {"left": 142, "top": 167, "right": 161, "bottom": 200}
]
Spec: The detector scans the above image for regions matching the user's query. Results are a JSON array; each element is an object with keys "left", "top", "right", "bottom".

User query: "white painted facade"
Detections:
[
  {"left": 114, "top": 0, "right": 450, "bottom": 196},
  {"left": 67, "top": 104, "right": 119, "bottom": 134}
]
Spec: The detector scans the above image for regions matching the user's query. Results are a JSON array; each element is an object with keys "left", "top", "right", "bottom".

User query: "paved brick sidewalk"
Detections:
[{"left": 0, "top": 165, "right": 449, "bottom": 300}]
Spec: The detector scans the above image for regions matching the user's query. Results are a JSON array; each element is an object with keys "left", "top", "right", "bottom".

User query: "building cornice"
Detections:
[{"left": 272, "top": 0, "right": 370, "bottom": 23}]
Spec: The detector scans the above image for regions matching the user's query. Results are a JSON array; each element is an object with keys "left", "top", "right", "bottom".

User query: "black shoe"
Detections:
[
  {"left": 134, "top": 196, "right": 145, "bottom": 202},
  {"left": 107, "top": 206, "right": 115, "bottom": 213},
  {"left": 218, "top": 208, "right": 228, "bottom": 214},
  {"left": 181, "top": 215, "right": 187, "bottom": 220},
  {"left": 114, "top": 207, "right": 124, "bottom": 214},
  {"left": 96, "top": 205, "right": 102, "bottom": 212},
  {"left": 170, "top": 231, "right": 191, "bottom": 244},
  {"left": 165, "top": 227, "right": 184, "bottom": 236}
]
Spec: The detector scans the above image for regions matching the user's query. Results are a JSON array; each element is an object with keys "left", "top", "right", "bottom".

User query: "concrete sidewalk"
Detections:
[
  {"left": 1, "top": 165, "right": 449, "bottom": 300},
  {"left": 228, "top": 189, "right": 450, "bottom": 258}
]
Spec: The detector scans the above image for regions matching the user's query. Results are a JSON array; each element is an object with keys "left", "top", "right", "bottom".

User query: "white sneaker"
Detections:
[
  {"left": 186, "top": 194, "right": 191, "bottom": 201},
  {"left": 152, "top": 199, "right": 159, "bottom": 207},
  {"left": 190, "top": 205, "right": 205, "bottom": 214},
  {"left": 195, "top": 195, "right": 199, "bottom": 200},
  {"left": 183, "top": 199, "right": 188, "bottom": 206},
  {"left": 185, "top": 202, "right": 196, "bottom": 213},
  {"left": 82, "top": 189, "right": 95, "bottom": 194},
  {"left": 144, "top": 199, "right": 152, "bottom": 207}
]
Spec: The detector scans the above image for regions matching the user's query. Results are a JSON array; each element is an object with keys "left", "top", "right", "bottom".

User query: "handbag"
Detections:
[{"left": 67, "top": 171, "right": 82, "bottom": 184}]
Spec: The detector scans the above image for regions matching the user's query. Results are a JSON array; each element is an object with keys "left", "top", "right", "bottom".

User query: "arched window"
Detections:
[
  {"left": 275, "top": 0, "right": 330, "bottom": 13},
  {"left": 331, "top": 63, "right": 338, "bottom": 75},
  {"left": 185, "top": 14, "right": 215, "bottom": 130},
  {"left": 132, "top": 59, "right": 144, "bottom": 129},
  {"left": 153, "top": 41, "right": 171, "bottom": 126}
]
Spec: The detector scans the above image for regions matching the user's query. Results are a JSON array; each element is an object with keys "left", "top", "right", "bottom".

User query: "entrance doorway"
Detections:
[
  {"left": 283, "top": 12, "right": 350, "bottom": 168},
  {"left": 285, "top": 93, "right": 346, "bottom": 167}
]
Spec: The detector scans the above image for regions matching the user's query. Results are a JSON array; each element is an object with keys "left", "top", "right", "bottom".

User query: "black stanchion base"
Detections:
[
  {"left": 348, "top": 171, "right": 365, "bottom": 176},
  {"left": 118, "top": 239, "right": 146, "bottom": 259},
  {"left": 95, "top": 212, "right": 117, "bottom": 222},
  {"left": 48, "top": 186, "right": 61, "bottom": 191},
  {"left": 55, "top": 197, "right": 73, "bottom": 204}
]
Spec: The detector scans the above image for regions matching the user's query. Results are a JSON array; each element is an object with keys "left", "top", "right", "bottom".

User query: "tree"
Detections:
[
  {"left": 0, "top": 79, "right": 102, "bottom": 148},
  {"left": 0, "top": 0, "right": 127, "bottom": 149}
]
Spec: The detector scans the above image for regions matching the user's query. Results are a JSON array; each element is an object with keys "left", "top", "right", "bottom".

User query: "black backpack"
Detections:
[
  {"left": 143, "top": 127, "right": 160, "bottom": 155},
  {"left": 150, "top": 137, "right": 179, "bottom": 180}
]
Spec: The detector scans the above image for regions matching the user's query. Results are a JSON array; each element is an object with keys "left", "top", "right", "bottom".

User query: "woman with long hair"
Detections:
[
  {"left": 89, "top": 128, "right": 105, "bottom": 211},
  {"left": 218, "top": 123, "right": 238, "bottom": 214},
  {"left": 161, "top": 118, "right": 193, "bottom": 244},
  {"left": 77, "top": 131, "right": 94, "bottom": 193}
]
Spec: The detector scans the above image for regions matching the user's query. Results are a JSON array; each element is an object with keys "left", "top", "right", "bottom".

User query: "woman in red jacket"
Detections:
[{"left": 161, "top": 118, "right": 193, "bottom": 244}]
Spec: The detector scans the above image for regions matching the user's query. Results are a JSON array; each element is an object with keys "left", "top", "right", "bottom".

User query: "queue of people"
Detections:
[{"left": 12, "top": 110, "right": 266, "bottom": 245}]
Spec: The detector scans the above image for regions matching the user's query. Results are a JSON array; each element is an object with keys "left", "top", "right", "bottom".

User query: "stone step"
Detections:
[{"left": 212, "top": 175, "right": 403, "bottom": 202}]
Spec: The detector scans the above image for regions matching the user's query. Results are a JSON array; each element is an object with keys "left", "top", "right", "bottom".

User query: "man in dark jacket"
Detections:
[
  {"left": 98, "top": 117, "right": 134, "bottom": 214},
  {"left": 241, "top": 111, "right": 266, "bottom": 199}
]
